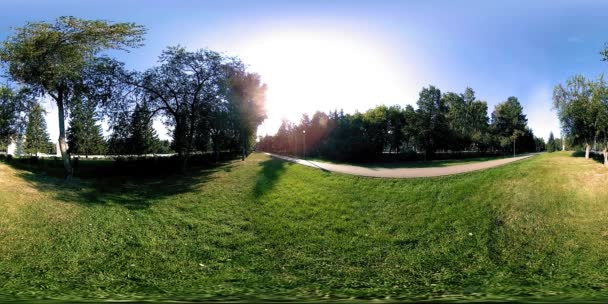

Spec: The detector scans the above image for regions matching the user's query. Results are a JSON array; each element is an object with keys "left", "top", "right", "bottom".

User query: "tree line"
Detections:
[
  {"left": 0, "top": 85, "right": 173, "bottom": 157},
  {"left": 258, "top": 86, "right": 545, "bottom": 162},
  {"left": 0, "top": 17, "right": 267, "bottom": 178}
]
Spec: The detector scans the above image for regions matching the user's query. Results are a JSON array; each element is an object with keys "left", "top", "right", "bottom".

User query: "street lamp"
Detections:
[{"left": 302, "top": 130, "right": 306, "bottom": 160}]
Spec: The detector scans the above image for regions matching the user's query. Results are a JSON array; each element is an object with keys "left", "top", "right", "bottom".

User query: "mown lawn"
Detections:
[{"left": 1, "top": 151, "right": 608, "bottom": 302}]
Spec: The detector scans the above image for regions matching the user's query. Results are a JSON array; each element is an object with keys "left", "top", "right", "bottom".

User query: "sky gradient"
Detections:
[{"left": 2, "top": 0, "right": 608, "bottom": 141}]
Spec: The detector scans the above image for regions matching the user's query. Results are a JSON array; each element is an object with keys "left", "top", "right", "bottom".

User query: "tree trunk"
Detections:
[
  {"left": 604, "top": 147, "right": 608, "bottom": 167},
  {"left": 585, "top": 143, "right": 590, "bottom": 160},
  {"left": 56, "top": 96, "right": 73, "bottom": 179},
  {"left": 180, "top": 152, "right": 188, "bottom": 173}
]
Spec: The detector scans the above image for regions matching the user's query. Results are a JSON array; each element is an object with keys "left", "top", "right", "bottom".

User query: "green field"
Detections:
[{"left": 1, "top": 151, "right": 608, "bottom": 302}]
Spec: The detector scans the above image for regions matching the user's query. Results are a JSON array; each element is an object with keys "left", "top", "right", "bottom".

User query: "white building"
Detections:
[
  {"left": 5, "top": 136, "right": 60, "bottom": 157},
  {"left": 6, "top": 136, "right": 25, "bottom": 156}
]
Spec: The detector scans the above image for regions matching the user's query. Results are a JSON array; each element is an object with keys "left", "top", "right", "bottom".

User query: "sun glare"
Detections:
[{"left": 237, "top": 31, "right": 414, "bottom": 135}]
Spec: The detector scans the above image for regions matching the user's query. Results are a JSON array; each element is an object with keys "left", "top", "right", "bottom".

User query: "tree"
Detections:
[
  {"left": 125, "top": 46, "right": 237, "bottom": 170},
  {"left": 0, "top": 86, "right": 30, "bottom": 149},
  {"left": 401, "top": 105, "right": 418, "bottom": 151},
  {"left": 107, "top": 110, "right": 131, "bottom": 155},
  {"left": 590, "top": 76, "right": 608, "bottom": 166},
  {"left": 553, "top": 75, "right": 596, "bottom": 159},
  {"left": 386, "top": 105, "right": 406, "bottom": 153},
  {"left": 546, "top": 132, "right": 557, "bottom": 152},
  {"left": 416, "top": 86, "right": 448, "bottom": 159},
  {"left": 67, "top": 101, "right": 106, "bottom": 157},
  {"left": 23, "top": 102, "right": 52, "bottom": 155},
  {"left": 226, "top": 68, "right": 267, "bottom": 160},
  {"left": 363, "top": 105, "right": 389, "bottom": 156},
  {"left": 0, "top": 16, "right": 145, "bottom": 178},
  {"left": 535, "top": 136, "right": 546, "bottom": 152},
  {"left": 491, "top": 96, "right": 528, "bottom": 154},
  {"left": 129, "top": 103, "right": 159, "bottom": 155}
]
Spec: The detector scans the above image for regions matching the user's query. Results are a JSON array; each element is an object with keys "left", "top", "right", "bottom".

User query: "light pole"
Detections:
[{"left": 302, "top": 130, "right": 306, "bottom": 160}]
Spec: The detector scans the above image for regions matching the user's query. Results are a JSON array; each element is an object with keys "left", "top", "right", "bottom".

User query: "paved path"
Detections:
[{"left": 264, "top": 153, "right": 537, "bottom": 178}]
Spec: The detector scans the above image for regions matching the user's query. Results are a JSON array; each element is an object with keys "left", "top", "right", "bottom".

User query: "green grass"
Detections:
[
  {"left": 1, "top": 151, "right": 608, "bottom": 302},
  {"left": 308, "top": 154, "right": 520, "bottom": 168}
]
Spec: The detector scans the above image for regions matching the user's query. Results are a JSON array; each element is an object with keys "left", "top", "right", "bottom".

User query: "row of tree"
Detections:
[
  {"left": 258, "top": 86, "right": 544, "bottom": 162},
  {"left": 0, "top": 85, "right": 172, "bottom": 156},
  {"left": 0, "top": 17, "right": 267, "bottom": 177}
]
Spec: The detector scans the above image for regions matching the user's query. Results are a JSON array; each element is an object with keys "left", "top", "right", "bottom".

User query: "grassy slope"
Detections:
[{"left": 1, "top": 151, "right": 608, "bottom": 301}]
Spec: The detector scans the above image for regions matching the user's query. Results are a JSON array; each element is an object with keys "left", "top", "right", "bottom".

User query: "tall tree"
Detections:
[
  {"left": 546, "top": 131, "right": 556, "bottom": 152},
  {"left": 67, "top": 101, "right": 106, "bottom": 157},
  {"left": 491, "top": 96, "right": 528, "bottom": 155},
  {"left": 124, "top": 47, "right": 236, "bottom": 170},
  {"left": 226, "top": 69, "right": 267, "bottom": 160},
  {"left": 416, "top": 86, "right": 448, "bottom": 159},
  {"left": 0, "top": 86, "right": 30, "bottom": 149},
  {"left": 401, "top": 105, "right": 418, "bottom": 151},
  {"left": 363, "top": 105, "right": 389, "bottom": 156},
  {"left": 129, "top": 103, "right": 159, "bottom": 155},
  {"left": 23, "top": 102, "right": 51, "bottom": 155},
  {"left": 0, "top": 16, "right": 145, "bottom": 178},
  {"left": 590, "top": 76, "right": 608, "bottom": 166},
  {"left": 107, "top": 111, "right": 131, "bottom": 155},
  {"left": 553, "top": 75, "right": 596, "bottom": 159}
]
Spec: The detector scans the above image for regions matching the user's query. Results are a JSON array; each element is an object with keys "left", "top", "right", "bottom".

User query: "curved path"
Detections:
[{"left": 264, "top": 153, "right": 537, "bottom": 178}]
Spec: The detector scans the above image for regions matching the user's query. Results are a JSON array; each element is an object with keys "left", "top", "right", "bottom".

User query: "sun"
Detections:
[{"left": 235, "top": 30, "right": 415, "bottom": 136}]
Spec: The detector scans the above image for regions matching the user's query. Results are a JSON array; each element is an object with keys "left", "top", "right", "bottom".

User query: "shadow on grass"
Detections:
[
  {"left": 253, "top": 158, "right": 288, "bottom": 198},
  {"left": 571, "top": 151, "right": 605, "bottom": 165},
  {"left": 12, "top": 162, "right": 236, "bottom": 210}
]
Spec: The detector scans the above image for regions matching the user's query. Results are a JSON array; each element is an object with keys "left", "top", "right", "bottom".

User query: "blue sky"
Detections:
[{"left": 2, "top": 0, "right": 608, "bottom": 141}]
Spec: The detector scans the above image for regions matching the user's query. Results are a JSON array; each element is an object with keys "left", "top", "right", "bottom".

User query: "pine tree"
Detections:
[
  {"left": 546, "top": 131, "right": 556, "bottom": 152},
  {"left": 107, "top": 111, "right": 131, "bottom": 155},
  {"left": 129, "top": 103, "right": 159, "bottom": 155},
  {"left": 67, "top": 101, "right": 106, "bottom": 157},
  {"left": 24, "top": 102, "right": 51, "bottom": 155}
]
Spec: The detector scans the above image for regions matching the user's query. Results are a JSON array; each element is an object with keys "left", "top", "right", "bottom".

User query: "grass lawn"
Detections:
[
  {"left": 1, "top": 151, "right": 608, "bottom": 301},
  {"left": 308, "top": 154, "right": 519, "bottom": 168}
]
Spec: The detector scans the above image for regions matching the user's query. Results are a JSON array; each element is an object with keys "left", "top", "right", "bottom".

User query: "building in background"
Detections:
[{"left": 4, "top": 136, "right": 59, "bottom": 157}]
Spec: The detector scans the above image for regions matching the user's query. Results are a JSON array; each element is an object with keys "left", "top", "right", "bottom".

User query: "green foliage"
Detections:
[
  {"left": 67, "top": 101, "right": 106, "bottom": 156},
  {"left": 0, "top": 86, "right": 30, "bottom": 147},
  {"left": 107, "top": 111, "right": 131, "bottom": 155},
  {"left": 0, "top": 16, "right": 145, "bottom": 176},
  {"left": 260, "top": 85, "right": 538, "bottom": 162},
  {"left": 553, "top": 75, "right": 597, "bottom": 148},
  {"left": 23, "top": 102, "right": 52, "bottom": 154},
  {"left": 0, "top": 16, "right": 145, "bottom": 96},
  {"left": 546, "top": 132, "right": 557, "bottom": 152},
  {"left": 130, "top": 46, "right": 266, "bottom": 165},
  {"left": 225, "top": 69, "right": 268, "bottom": 159},
  {"left": 491, "top": 96, "right": 528, "bottom": 153},
  {"left": 129, "top": 103, "right": 159, "bottom": 155},
  {"left": 416, "top": 85, "right": 449, "bottom": 158}
]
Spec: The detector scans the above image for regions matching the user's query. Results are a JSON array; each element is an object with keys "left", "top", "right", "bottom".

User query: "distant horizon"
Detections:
[{"left": 2, "top": 0, "right": 608, "bottom": 142}]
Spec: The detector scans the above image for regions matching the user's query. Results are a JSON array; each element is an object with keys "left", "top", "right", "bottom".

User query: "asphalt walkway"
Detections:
[{"left": 264, "top": 153, "right": 536, "bottom": 178}]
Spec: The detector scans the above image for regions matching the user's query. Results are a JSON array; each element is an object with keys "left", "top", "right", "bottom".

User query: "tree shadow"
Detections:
[
  {"left": 253, "top": 158, "right": 288, "bottom": 198},
  {"left": 570, "top": 151, "right": 604, "bottom": 165},
  {"left": 12, "top": 162, "right": 236, "bottom": 210}
]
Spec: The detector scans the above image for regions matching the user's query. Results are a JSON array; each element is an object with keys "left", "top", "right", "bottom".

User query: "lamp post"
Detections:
[{"left": 302, "top": 130, "right": 306, "bottom": 160}]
